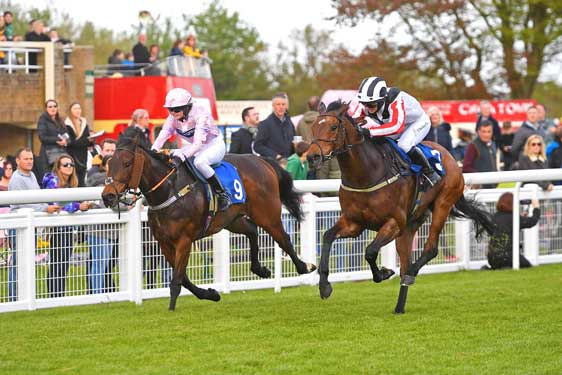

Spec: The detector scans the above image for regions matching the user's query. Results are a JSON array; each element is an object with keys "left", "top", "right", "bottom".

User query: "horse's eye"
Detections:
[
  {"left": 331, "top": 125, "right": 338, "bottom": 131},
  {"left": 123, "top": 161, "right": 132, "bottom": 167}
]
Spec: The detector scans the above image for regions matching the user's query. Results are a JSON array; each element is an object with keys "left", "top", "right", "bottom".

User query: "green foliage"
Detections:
[
  {"left": 533, "top": 81, "right": 562, "bottom": 119},
  {"left": 1, "top": 264, "right": 561, "bottom": 373},
  {"left": 183, "top": 0, "right": 272, "bottom": 100},
  {"left": 273, "top": 25, "right": 333, "bottom": 114}
]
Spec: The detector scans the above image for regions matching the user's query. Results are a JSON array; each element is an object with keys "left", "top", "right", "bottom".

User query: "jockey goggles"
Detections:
[
  {"left": 361, "top": 98, "right": 385, "bottom": 109},
  {"left": 168, "top": 105, "right": 187, "bottom": 113}
]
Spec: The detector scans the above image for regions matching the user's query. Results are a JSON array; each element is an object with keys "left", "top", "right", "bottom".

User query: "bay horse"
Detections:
[
  {"left": 101, "top": 136, "right": 316, "bottom": 311},
  {"left": 307, "top": 101, "right": 494, "bottom": 314}
]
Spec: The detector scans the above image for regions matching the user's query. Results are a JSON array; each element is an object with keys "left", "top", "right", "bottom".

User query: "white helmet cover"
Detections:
[
  {"left": 357, "top": 77, "right": 388, "bottom": 102},
  {"left": 164, "top": 88, "right": 193, "bottom": 108}
]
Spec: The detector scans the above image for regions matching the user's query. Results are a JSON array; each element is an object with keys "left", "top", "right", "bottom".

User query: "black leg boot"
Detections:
[
  {"left": 207, "top": 174, "right": 231, "bottom": 211},
  {"left": 407, "top": 147, "right": 440, "bottom": 187}
]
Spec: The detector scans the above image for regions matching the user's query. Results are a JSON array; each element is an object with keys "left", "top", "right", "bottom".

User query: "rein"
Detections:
[
  {"left": 105, "top": 146, "right": 179, "bottom": 210},
  {"left": 311, "top": 111, "right": 402, "bottom": 193},
  {"left": 310, "top": 113, "right": 365, "bottom": 162}
]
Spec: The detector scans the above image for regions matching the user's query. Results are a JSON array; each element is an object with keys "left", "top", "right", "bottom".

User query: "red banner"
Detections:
[{"left": 421, "top": 99, "right": 537, "bottom": 124}]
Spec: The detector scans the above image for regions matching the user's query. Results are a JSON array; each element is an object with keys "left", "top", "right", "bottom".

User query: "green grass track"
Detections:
[{"left": 1, "top": 264, "right": 561, "bottom": 374}]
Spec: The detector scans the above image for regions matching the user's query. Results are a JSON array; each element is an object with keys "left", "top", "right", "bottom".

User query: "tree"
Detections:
[
  {"left": 331, "top": 0, "right": 562, "bottom": 99},
  {"left": 273, "top": 25, "right": 334, "bottom": 113},
  {"left": 183, "top": 0, "right": 272, "bottom": 100}
]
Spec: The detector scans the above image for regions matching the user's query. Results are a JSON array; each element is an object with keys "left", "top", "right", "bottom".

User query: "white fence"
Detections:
[{"left": 1, "top": 171, "right": 562, "bottom": 313}]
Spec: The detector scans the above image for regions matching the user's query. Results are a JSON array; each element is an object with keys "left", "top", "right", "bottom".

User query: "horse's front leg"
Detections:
[
  {"left": 319, "top": 217, "right": 362, "bottom": 299},
  {"left": 365, "top": 219, "right": 400, "bottom": 283},
  {"left": 169, "top": 236, "right": 193, "bottom": 311}
]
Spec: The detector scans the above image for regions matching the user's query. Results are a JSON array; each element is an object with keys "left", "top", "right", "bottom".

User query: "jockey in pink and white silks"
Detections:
[
  {"left": 348, "top": 76, "right": 441, "bottom": 186},
  {"left": 152, "top": 88, "right": 231, "bottom": 210}
]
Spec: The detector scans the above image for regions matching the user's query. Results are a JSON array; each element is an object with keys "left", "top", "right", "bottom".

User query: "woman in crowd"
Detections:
[
  {"left": 170, "top": 40, "right": 185, "bottom": 56},
  {"left": 65, "top": 102, "right": 92, "bottom": 187},
  {"left": 42, "top": 154, "right": 92, "bottom": 298},
  {"left": 0, "top": 159, "right": 14, "bottom": 214},
  {"left": 516, "top": 134, "right": 553, "bottom": 191},
  {"left": 37, "top": 99, "right": 69, "bottom": 175},
  {"left": 486, "top": 193, "right": 539, "bottom": 270},
  {"left": 0, "top": 159, "right": 13, "bottom": 191},
  {"left": 423, "top": 106, "right": 453, "bottom": 154},
  {"left": 183, "top": 34, "right": 201, "bottom": 58}
]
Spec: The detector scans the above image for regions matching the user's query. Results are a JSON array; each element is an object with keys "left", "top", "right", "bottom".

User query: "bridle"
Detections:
[
  {"left": 104, "top": 145, "right": 176, "bottom": 209},
  {"left": 310, "top": 112, "right": 365, "bottom": 162}
]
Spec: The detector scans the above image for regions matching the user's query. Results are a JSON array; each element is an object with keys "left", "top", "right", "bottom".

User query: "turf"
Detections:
[{"left": 1, "top": 264, "right": 561, "bottom": 374}]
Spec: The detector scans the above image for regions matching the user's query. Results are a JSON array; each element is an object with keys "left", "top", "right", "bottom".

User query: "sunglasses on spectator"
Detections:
[
  {"left": 168, "top": 106, "right": 185, "bottom": 113},
  {"left": 61, "top": 163, "right": 75, "bottom": 168},
  {"left": 530, "top": 142, "right": 542, "bottom": 146},
  {"left": 47, "top": 105, "right": 58, "bottom": 108}
]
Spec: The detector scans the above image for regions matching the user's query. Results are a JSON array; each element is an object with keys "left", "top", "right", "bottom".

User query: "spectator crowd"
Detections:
[{"left": 1, "top": 4, "right": 562, "bottom": 298}]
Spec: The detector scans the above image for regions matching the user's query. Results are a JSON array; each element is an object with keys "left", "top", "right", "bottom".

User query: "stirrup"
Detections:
[{"left": 217, "top": 193, "right": 231, "bottom": 211}]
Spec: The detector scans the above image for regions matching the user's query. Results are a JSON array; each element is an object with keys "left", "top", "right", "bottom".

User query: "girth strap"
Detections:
[
  {"left": 340, "top": 174, "right": 400, "bottom": 193},
  {"left": 148, "top": 182, "right": 195, "bottom": 211}
]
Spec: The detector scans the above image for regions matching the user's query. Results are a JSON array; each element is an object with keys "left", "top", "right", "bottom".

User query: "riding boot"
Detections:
[
  {"left": 407, "top": 147, "right": 440, "bottom": 186},
  {"left": 207, "top": 174, "right": 231, "bottom": 211}
]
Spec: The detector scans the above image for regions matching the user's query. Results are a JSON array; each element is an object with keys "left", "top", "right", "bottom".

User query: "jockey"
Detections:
[
  {"left": 349, "top": 76, "right": 441, "bottom": 186},
  {"left": 152, "top": 88, "right": 231, "bottom": 211}
]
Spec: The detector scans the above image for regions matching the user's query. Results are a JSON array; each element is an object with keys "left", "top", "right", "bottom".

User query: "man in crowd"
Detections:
[
  {"left": 229, "top": 107, "right": 260, "bottom": 154},
  {"left": 87, "top": 138, "right": 116, "bottom": 185},
  {"left": 511, "top": 106, "right": 543, "bottom": 162},
  {"left": 254, "top": 93, "right": 295, "bottom": 161},
  {"left": 132, "top": 34, "right": 150, "bottom": 65},
  {"left": 3, "top": 11, "right": 14, "bottom": 41},
  {"left": 463, "top": 121, "right": 498, "bottom": 188},
  {"left": 475, "top": 100, "right": 501, "bottom": 147},
  {"left": 537, "top": 104, "right": 556, "bottom": 146},
  {"left": 7, "top": 148, "right": 60, "bottom": 301},
  {"left": 24, "top": 20, "right": 50, "bottom": 72},
  {"left": 296, "top": 96, "right": 320, "bottom": 142}
]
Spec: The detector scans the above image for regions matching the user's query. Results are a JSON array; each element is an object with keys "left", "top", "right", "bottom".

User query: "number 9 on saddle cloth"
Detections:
[{"left": 177, "top": 157, "right": 246, "bottom": 204}]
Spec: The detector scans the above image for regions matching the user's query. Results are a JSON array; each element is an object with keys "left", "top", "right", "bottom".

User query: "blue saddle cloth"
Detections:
[
  {"left": 385, "top": 138, "right": 445, "bottom": 176},
  {"left": 186, "top": 159, "right": 246, "bottom": 204}
]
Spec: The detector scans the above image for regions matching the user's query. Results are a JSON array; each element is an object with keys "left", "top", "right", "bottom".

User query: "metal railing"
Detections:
[
  {"left": 1, "top": 170, "right": 562, "bottom": 313},
  {"left": 0, "top": 43, "right": 73, "bottom": 73},
  {"left": 93, "top": 55, "right": 212, "bottom": 78}
]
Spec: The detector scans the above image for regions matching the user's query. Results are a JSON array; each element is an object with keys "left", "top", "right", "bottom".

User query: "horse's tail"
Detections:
[
  {"left": 450, "top": 194, "right": 496, "bottom": 239},
  {"left": 262, "top": 157, "right": 304, "bottom": 222}
]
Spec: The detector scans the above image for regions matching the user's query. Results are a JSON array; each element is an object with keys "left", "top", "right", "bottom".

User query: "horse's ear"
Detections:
[
  {"left": 341, "top": 101, "right": 351, "bottom": 114},
  {"left": 318, "top": 101, "right": 327, "bottom": 114}
]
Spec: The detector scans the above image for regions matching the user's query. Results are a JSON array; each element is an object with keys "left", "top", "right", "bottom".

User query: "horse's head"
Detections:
[
  {"left": 307, "top": 100, "right": 364, "bottom": 169},
  {"left": 101, "top": 136, "right": 147, "bottom": 208}
]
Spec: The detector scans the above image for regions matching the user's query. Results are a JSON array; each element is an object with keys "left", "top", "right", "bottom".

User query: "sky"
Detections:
[{"left": 14, "top": 0, "right": 378, "bottom": 55}]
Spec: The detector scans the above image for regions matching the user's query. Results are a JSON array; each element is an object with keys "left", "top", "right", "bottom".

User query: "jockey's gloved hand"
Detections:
[
  {"left": 360, "top": 126, "right": 371, "bottom": 138},
  {"left": 171, "top": 149, "right": 186, "bottom": 161}
]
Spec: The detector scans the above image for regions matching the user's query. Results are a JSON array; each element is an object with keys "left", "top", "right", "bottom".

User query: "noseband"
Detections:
[{"left": 310, "top": 113, "right": 365, "bottom": 162}]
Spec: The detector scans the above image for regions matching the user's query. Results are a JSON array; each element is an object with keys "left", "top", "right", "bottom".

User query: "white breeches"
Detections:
[
  {"left": 397, "top": 120, "right": 430, "bottom": 153},
  {"left": 193, "top": 137, "right": 226, "bottom": 179}
]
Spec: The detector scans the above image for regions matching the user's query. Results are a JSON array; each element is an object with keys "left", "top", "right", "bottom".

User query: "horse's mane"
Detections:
[
  {"left": 117, "top": 135, "right": 170, "bottom": 163},
  {"left": 324, "top": 99, "right": 356, "bottom": 125}
]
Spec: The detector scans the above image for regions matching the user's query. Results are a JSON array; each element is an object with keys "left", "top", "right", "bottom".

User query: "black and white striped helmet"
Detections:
[{"left": 357, "top": 76, "right": 388, "bottom": 103}]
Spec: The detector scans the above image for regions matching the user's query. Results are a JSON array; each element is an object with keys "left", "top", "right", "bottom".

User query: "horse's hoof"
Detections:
[
  {"left": 306, "top": 263, "right": 317, "bottom": 273},
  {"left": 252, "top": 266, "right": 271, "bottom": 278},
  {"left": 319, "top": 283, "right": 333, "bottom": 299},
  {"left": 401, "top": 274, "right": 415, "bottom": 286},
  {"left": 381, "top": 267, "right": 395, "bottom": 280},
  {"left": 394, "top": 308, "right": 405, "bottom": 315},
  {"left": 373, "top": 267, "right": 395, "bottom": 283},
  {"left": 207, "top": 288, "right": 221, "bottom": 302}
]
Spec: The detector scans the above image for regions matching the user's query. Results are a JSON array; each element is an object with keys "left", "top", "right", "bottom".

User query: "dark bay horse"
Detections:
[
  {"left": 102, "top": 136, "right": 316, "bottom": 311},
  {"left": 307, "top": 101, "right": 494, "bottom": 314}
]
